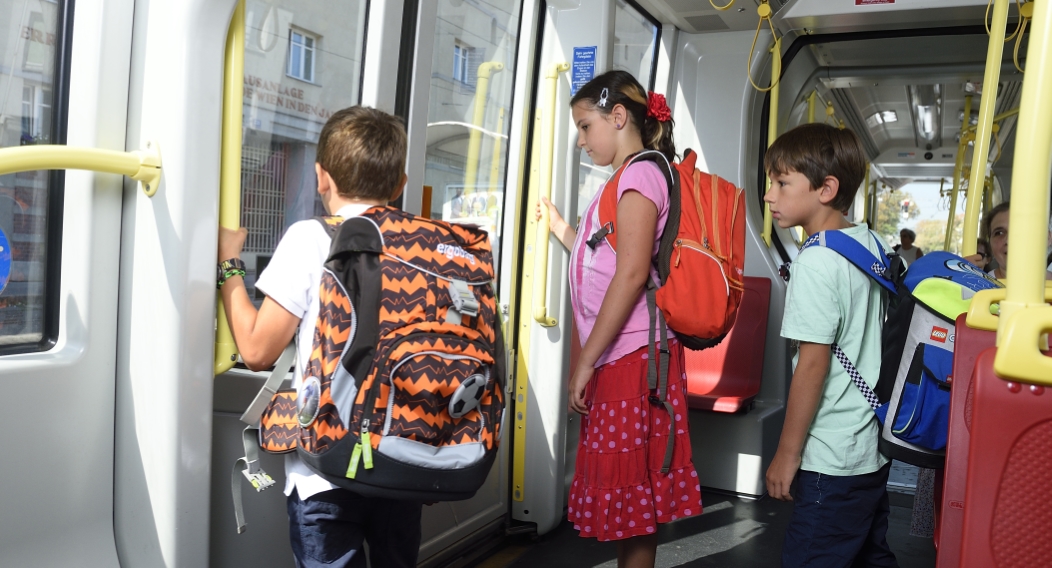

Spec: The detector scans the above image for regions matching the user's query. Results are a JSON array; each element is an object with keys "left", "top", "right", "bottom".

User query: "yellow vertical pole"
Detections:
[
  {"left": 963, "top": 0, "right": 1010, "bottom": 257},
  {"left": 944, "top": 95, "right": 972, "bottom": 252},
  {"left": 532, "top": 62, "right": 568, "bottom": 327},
  {"left": 215, "top": 0, "right": 245, "bottom": 376},
  {"left": 489, "top": 107, "right": 505, "bottom": 195},
  {"left": 464, "top": 62, "right": 505, "bottom": 193},
  {"left": 807, "top": 91, "right": 816, "bottom": 124},
  {"left": 996, "top": 0, "right": 1052, "bottom": 342},
  {"left": 862, "top": 164, "right": 870, "bottom": 224},
  {"left": 762, "top": 36, "right": 781, "bottom": 247}
]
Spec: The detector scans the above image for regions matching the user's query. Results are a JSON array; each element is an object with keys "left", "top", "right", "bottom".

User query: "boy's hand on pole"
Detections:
[
  {"left": 765, "top": 449, "right": 800, "bottom": 501},
  {"left": 218, "top": 226, "right": 248, "bottom": 261}
]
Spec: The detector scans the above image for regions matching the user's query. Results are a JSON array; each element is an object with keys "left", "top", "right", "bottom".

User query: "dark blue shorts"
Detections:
[
  {"left": 782, "top": 463, "right": 899, "bottom": 568},
  {"left": 286, "top": 489, "right": 423, "bottom": 568}
]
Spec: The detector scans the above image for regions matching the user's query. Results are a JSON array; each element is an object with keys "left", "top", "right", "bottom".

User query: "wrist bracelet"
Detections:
[{"left": 217, "top": 268, "right": 246, "bottom": 289}]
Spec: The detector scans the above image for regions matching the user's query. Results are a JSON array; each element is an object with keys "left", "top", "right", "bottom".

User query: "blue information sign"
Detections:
[
  {"left": 571, "top": 46, "right": 597, "bottom": 95},
  {"left": 0, "top": 227, "right": 10, "bottom": 295}
]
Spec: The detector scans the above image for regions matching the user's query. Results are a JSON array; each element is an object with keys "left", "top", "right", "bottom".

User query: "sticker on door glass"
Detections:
[
  {"left": 572, "top": 46, "right": 597, "bottom": 96},
  {"left": 856, "top": 0, "right": 894, "bottom": 4},
  {"left": 0, "top": 227, "right": 11, "bottom": 295}
]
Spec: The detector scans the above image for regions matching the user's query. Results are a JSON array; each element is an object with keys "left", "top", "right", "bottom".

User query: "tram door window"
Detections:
[
  {"left": 575, "top": 0, "right": 659, "bottom": 219},
  {"left": 422, "top": 0, "right": 524, "bottom": 275},
  {"left": 0, "top": 0, "right": 61, "bottom": 349},
  {"left": 238, "top": 0, "right": 368, "bottom": 304}
]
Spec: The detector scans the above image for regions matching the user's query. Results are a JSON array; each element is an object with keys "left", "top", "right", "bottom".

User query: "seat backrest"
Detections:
[
  {"left": 959, "top": 348, "right": 1052, "bottom": 568},
  {"left": 683, "top": 276, "right": 771, "bottom": 412},
  {"left": 935, "top": 315, "right": 995, "bottom": 566}
]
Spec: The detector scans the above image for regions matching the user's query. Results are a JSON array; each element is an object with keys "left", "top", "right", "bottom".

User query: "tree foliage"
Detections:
[{"left": 874, "top": 187, "right": 921, "bottom": 246}]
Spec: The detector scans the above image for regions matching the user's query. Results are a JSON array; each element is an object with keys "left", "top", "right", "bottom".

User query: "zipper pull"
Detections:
[
  {"left": 346, "top": 442, "right": 362, "bottom": 479},
  {"left": 361, "top": 420, "right": 374, "bottom": 470},
  {"left": 675, "top": 239, "right": 683, "bottom": 267}
]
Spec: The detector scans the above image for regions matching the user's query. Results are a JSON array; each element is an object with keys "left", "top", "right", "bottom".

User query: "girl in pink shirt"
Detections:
[{"left": 539, "top": 70, "right": 702, "bottom": 568}]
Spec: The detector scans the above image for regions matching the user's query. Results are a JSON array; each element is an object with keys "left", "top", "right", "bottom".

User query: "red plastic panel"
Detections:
[
  {"left": 683, "top": 277, "right": 772, "bottom": 413},
  {"left": 935, "top": 315, "right": 995, "bottom": 566},
  {"left": 959, "top": 349, "right": 1052, "bottom": 568}
]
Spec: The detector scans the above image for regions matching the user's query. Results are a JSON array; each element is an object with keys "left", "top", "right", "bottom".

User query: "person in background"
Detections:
[
  {"left": 893, "top": 228, "right": 923, "bottom": 265},
  {"left": 971, "top": 201, "right": 1052, "bottom": 280}
]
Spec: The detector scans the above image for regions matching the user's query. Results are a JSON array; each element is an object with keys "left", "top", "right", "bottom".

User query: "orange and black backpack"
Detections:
[
  {"left": 232, "top": 206, "right": 505, "bottom": 532},
  {"left": 584, "top": 149, "right": 745, "bottom": 471}
]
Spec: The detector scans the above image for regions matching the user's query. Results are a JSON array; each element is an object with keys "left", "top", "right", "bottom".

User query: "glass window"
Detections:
[
  {"left": 287, "top": 29, "right": 317, "bottom": 83},
  {"left": 424, "top": 0, "right": 524, "bottom": 274},
  {"left": 575, "top": 1, "right": 659, "bottom": 218},
  {"left": 0, "top": 0, "right": 62, "bottom": 348},
  {"left": 240, "top": 0, "right": 367, "bottom": 303}
]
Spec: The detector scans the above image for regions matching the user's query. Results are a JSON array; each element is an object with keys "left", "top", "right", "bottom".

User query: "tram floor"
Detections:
[{"left": 474, "top": 490, "right": 935, "bottom": 568}]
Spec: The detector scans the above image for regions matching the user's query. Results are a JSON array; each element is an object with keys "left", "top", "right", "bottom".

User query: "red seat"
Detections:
[
  {"left": 935, "top": 315, "right": 995, "bottom": 566},
  {"left": 684, "top": 276, "right": 771, "bottom": 413},
  {"left": 958, "top": 348, "right": 1052, "bottom": 568}
]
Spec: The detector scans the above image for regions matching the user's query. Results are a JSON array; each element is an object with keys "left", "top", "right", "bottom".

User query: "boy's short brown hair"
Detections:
[
  {"left": 317, "top": 106, "right": 407, "bottom": 201},
  {"left": 765, "top": 123, "right": 867, "bottom": 212}
]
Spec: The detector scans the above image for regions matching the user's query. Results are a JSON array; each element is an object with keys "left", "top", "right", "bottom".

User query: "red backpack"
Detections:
[{"left": 588, "top": 149, "right": 746, "bottom": 351}]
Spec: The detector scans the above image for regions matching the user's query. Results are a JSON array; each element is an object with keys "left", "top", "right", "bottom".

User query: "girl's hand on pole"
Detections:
[
  {"left": 568, "top": 362, "right": 594, "bottom": 415},
  {"left": 537, "top": 196, "right": 576, "bottom": 250}
]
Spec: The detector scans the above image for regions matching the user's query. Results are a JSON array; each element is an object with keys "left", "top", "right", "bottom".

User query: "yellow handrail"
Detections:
[
  {"left": 761, "top": 36, "right": 782, "bottom": 248},
  {"left": 945, "top": 95, "right": 972, "bottom": 252},
  {"left": 531, "top": 62, "right": 568, "bottom": 327},
  {"left": 215, "top": 0, "right": 245, "bottom": 376},
  {"left": 862, "top": 164, "right": 870, "bottom": 225},
  {"left": 807, "top": 91, "right": 816, "bottom": 124},
  {"left": 464, "top": 62, "right": 505, "bottom": 193},
  {"left": 0, "top": 143, "right": 161, "bottom": 196},
  {"left": 963, "top": 0, "right": 1011, "bottom": 257},
  {"left": 993, "top": 0, "right": 1052, "bottom": 386}
]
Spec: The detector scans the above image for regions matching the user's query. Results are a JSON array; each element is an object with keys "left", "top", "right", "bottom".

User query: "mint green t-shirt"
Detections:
[{"left": 781, "top": 223, "right": 889, "bottom": 476}]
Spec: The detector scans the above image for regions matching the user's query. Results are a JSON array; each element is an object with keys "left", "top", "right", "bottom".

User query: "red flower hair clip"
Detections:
[{"left": 646, "top": 91, "right": 671, "bottom": 122}]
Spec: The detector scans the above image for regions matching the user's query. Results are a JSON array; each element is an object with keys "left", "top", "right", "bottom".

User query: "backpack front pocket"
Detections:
[
  {"left": 891, "top": 343, "right": 952, "bottom": 451},
  {"left": 259, "top": 389, "right": 300, "bottom": 454}
]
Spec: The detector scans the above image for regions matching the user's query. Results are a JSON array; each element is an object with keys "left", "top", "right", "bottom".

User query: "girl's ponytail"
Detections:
[{"left": 570, "top": 70, "right": 677, "bottom": 162}]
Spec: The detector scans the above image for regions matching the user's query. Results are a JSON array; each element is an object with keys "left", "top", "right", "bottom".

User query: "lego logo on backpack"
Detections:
[{"left": 930, "top": 327, "right": 948, "bottom": 343}]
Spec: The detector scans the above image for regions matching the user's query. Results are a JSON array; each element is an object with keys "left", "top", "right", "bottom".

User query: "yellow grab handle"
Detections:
[
  {"left": 968, "top": 284, "right": 1052, "bottom": 331},
  {"left": 0, "top": 143, "right": 161, "bottom": 196},
  {"left": 994, "top": 305, "right": 1052, "bottom": 386},
  {"left": 215, "top": 0, "right": 246, "bottom": 376},
  {"left": 761, "top": 36, "right": 782, "bottom": 248},
  {"left": 531, "top": 62, "right": 568, "bottom": 328}
]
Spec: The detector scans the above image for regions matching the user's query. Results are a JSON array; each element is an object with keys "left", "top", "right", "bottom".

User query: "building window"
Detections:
[
  {"left": 453, "top": 42, "right": 477, "bottom": 86},
  {"left": 21, "top": 85, "right": 52, "bottom": 144},
  {"left": 287, "top": 29, "right": 316, "bottom": 82}
]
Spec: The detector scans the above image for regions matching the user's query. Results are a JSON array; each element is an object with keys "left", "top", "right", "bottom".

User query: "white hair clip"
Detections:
[{"left": 598, "top": 87, "right": 609, "bottom": 108}]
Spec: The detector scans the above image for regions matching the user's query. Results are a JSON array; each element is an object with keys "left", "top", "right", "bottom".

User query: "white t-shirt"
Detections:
[{"left": 255, "top": 202, "right": 373, "bottom": 500}]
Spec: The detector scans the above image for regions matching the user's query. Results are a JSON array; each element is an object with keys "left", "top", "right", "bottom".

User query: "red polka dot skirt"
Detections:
[{"left": 568, "top": 340, "right": 703, "bottom": 541}]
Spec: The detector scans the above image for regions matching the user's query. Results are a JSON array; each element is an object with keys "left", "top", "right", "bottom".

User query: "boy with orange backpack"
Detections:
[
  {"left": 539, "top": 69, "right": 744, "bottom": 568},
  {"left": 219, "top": 106, "right": 504, "bottom": 568}
]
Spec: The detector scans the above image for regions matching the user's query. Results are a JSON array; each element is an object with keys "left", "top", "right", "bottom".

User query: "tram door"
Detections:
[
  {"left": 209, "top": 0, "right": 530, "bottom": 565},
  {"left": 510, "top": 0, "right": 670, "bottom": 536},
  {"left": 0, "top": 1, "right": 128, "bottom": 565}
]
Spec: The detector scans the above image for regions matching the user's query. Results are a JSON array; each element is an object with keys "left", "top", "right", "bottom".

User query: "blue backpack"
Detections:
[{"left": 797, "top": 230, "right": 1003, "bottom": 468}]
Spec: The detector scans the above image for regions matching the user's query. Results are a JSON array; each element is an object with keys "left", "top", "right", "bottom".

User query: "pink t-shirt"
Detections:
[{"left": 569, "top": 160, "right": 673, "bottom": 367}]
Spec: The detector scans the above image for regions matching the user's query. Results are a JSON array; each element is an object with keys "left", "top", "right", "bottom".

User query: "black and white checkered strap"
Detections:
[{"left": 831, "top": 343, "right": 881, "bottom": 411}]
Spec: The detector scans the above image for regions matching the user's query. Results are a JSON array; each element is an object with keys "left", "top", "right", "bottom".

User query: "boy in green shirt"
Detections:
[{"left": 763, "top": 123, "right": 899, "bottom": 567}]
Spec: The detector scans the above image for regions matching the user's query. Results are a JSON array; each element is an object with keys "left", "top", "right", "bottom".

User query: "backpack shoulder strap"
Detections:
[
  {"left": 587, "top": 150, "right": 674, "bottom": 252},
  {"left": 801, "top": 230, "right": 897, "bottom": 294},
  {"left": 314, "top": 215, "right": 344, "bottom": 238}
]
